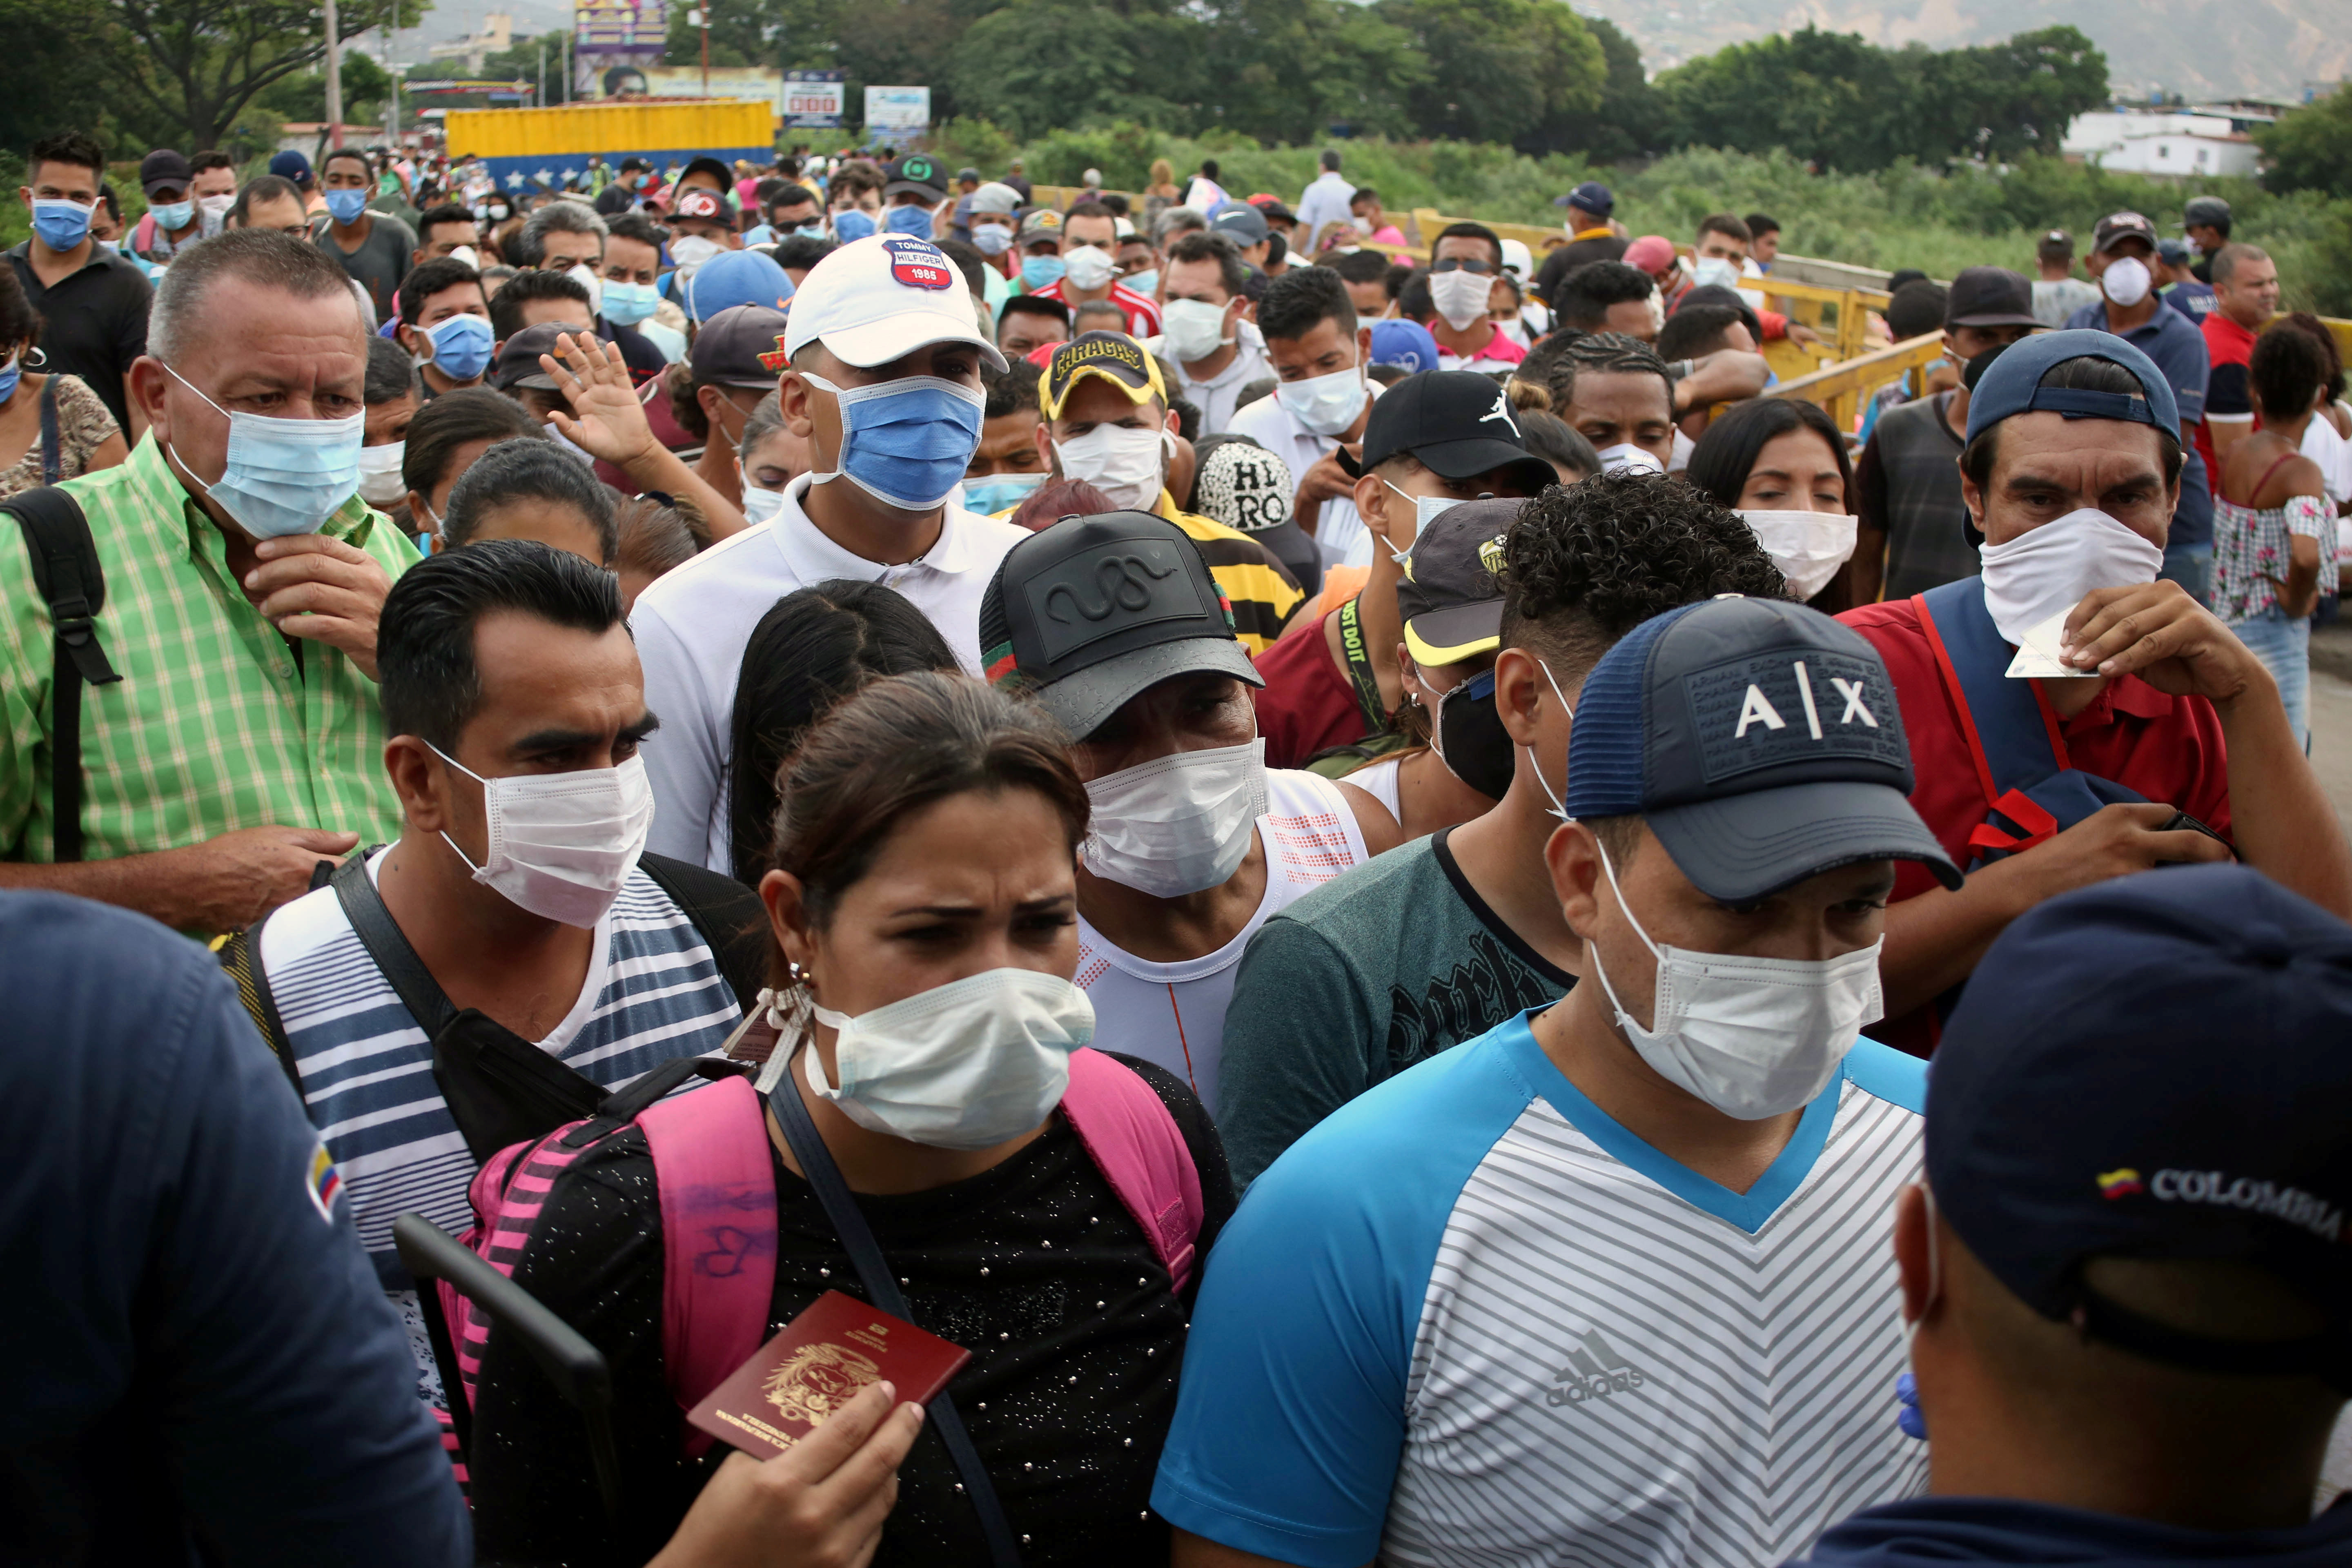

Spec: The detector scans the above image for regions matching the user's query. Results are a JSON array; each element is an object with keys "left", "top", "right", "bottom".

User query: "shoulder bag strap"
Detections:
[
  {"left": 638, "top": 851, "right": 771, "bottom": 1014},
  {"left": 1333, "top": 594, "right": 1387, "bottom": 733},
  {"left": 2, "top": 486, "right": 118, "bottom": 864},
  {"left": 330, "top": 853, "right": 459, "bottom": 1036},
  {"left": 767, "top": 1049, "right": 1025, "bottom": 1568},
  {"left": 38, "top": 374, "right": 60, "bottom": 487}
]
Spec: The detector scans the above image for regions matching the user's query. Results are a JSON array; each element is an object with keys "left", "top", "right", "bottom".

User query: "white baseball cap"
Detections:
[
  {"left": 780, "top": 234, "right": 1008, "bottom": 372},
  {"left": 1499, "top": 237, "right": 1534, "bottom": 281}
]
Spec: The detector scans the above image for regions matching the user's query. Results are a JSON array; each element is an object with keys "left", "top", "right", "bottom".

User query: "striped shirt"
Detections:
[
  {"left": 0, "top": 435, "right": 417, "bottom": 878},
  {"left": 1155, "top": 1011, "right": 1928, "bottom": 1568},
  {"left": 1154, "top": 494, "right": 1305, "bottom": 654}
]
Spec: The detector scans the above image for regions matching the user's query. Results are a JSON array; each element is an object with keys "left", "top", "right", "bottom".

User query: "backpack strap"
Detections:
[
  {"left": 638, "top": 850, "right": 771, "bottom": 1014},
  {"left": 330, "top": 853, "right": 459, "bottom": 1034},
  {"left": 1060, "top": 1048, "right": 1205, "bottom": 1294},
  {"left": 214, "top": 908, "right": 302, "bottom": 1091},
  {"left": 2, "top": 487, "right": 117, "bottom": 864},
  {"left": 37, "top": 374, "right": 60, "bottom": 487}
]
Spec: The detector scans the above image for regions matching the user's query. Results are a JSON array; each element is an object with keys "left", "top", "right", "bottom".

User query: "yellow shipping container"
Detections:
[{"left": 445, "top": 100, "right": 774, "bottom": 160}]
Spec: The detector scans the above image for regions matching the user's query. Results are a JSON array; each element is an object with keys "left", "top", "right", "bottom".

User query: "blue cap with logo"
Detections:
[
  {"left": 1562, "top": 595, "right": 1960, "bottom": 902},
  {"left": 1929, "top": 864, "right": 2352, "bottom": 1386},
  {"left": 1962, "top": 327, "right": 2179, "bottom": 446},
  {"left": 1368, "top": 318, "right": 1442, "bottom": 376}
]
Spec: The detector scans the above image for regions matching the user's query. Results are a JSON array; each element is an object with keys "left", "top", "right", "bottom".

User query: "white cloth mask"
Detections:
[
  {"left": 1586, "top": 840, "right": 1884, "bottom": 1120},
  {"left": 670, "top": 234, "right": 723, "bottom": 274},
  {"left": 356, "top": 441, "right": 408, "bottom": 506},
  {"left": 1083, "top": 737, "right": 1268, "bottom": 898},
  {"left": 740, "top": 480, "right": 787, "bottom": 524},
  {"left": 431, "top": 748, "right": 655, "bottom": 928},
  {"left": 1691, "top": 256, "right": 1742, "bottom": 292},
  {"left": 1430, "top": 268, "right": 1491, "bottom": 331},
  {"left": 1382, "top": 479, "right": 1462, "bottom": 563},
  {"left": 1740, "top": 509, "right": 1859, "bottom": 602},
  {"left": 1063, "top": 244, "right": 1118, "bottom": 292},
  {"left": 2100, "top": 256, "right": 2152, "bottom": 308},
  {"left": 804, "top": 968, "right": 1096, "bottom": 1150},
  {"left": 1054, "top": 423, "right": 1170, "bottom": 512},
  {"left": 566, "top": 262, "right": 604, "bottom": 316},
  {"left": 1978, "top": 507, "right": 2165, "bottom": 648},
  {"left": 1595, "top": 442, "right": 1664, "bottom": 475},
  {"left": 1161, "top": 298, "right": 1233, "bottom": 364},
  {"left": 1274, "top": 364, "right": 1368, "bottom": 438}
]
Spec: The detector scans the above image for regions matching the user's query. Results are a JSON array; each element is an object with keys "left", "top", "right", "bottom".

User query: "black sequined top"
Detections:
[{"left": 469, "top": 1054, "right": 1235, "bottom": 1567}]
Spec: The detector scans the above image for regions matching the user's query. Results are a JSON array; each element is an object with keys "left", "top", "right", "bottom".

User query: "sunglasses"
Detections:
[{"left": 1431, "top": 257, "right": 1497, "bottom": 275}]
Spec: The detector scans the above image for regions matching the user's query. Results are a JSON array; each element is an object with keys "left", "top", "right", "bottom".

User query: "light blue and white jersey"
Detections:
[{"left": 1154, "top": 1009, "right": 1928, "bottom": 1568}]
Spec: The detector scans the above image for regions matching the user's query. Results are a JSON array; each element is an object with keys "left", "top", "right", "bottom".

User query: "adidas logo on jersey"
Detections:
[{"left": 1544, "top": 1329, "right": 1646, "bottom": 1407}]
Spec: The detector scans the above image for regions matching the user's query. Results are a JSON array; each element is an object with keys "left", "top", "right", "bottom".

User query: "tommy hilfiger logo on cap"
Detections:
[{"left": 881, "top": 237, "right": 955, "bottom": 291}]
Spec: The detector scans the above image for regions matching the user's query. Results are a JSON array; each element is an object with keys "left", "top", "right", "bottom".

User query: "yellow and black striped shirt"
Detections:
[{"left": 1150, "top": 493, "right": 1304, "bottom": 655}]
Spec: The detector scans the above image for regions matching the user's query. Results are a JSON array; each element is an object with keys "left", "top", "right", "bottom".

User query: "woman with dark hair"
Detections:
[
  {"left": 401, "top": 387, "right": 549, "bottom": 541},
  {"left": 441, "top": 435, "right": 619, "bottom": 566},
  {"left": 1684, "top": 395, "right": 1860, "bottom": 612},
  {"left": 723, "top": 581, "right": 958, "bottom": 884},
  {"left": 2214, "top": 325, "right": 2331, "bottom": 746},
  {"left": 470, "top": 671, "right": 1236, "bottom": 1567},
  {"left": 0, "top": 265, "right": 126, "bottom": 501}
]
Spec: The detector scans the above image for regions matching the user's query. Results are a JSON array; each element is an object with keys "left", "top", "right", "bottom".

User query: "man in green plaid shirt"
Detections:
[{"left": 0, "top": 231, "right": 417, "bottom": 935}]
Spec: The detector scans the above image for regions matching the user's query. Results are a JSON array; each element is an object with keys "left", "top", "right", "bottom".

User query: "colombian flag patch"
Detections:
[{"left": 307, "top": 1142, "right": 344, "bottom": 1223}]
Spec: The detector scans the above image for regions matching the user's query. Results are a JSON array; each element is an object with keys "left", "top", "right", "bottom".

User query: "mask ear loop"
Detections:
[
  {"left": 1580, "top": 832, "right": 1669, "bottom": 1047},
  {"left": 1528, "top": 657, "right": 1577, "bottom": 819}
]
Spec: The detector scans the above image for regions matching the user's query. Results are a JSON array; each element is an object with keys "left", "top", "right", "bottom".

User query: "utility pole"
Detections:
[
  {"left": 538, "top": 38, "right": 546, "bottom": 105},
  {"left": 323, "top": 0, "right": 344, "bottom": 149},
  {"left": 385, "top": 28, "right": 400, "bottom": 143},
  {"left": 700, "top": 4, "right": 712, "bottom": 97}
]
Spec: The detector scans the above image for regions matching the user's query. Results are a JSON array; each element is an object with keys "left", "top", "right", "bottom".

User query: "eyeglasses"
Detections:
[{"left": 1431, "top": 258, "right": 1497, "bottom": 276}]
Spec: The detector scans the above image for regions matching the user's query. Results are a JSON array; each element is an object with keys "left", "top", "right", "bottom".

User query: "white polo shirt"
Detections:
[
  {"left": 633, "top": 472, "right": 1028, "bottom": 867},
  {"left": 1226, "top": 379, "right": 1381, "bottom": 570}
]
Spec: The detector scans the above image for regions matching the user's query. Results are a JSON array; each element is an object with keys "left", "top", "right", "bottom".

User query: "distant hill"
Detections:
[{"left": 1576, "top": 0, "right": 2348, "bottom": 102}]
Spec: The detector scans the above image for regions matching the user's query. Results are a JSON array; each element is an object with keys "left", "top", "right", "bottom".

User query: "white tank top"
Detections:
[
  {"left": 1075, "top": 768, "right": 1369, "bottom": 1118},
  {"left": 1344, "top": 755, "right": 1402, "bottom": 820}
]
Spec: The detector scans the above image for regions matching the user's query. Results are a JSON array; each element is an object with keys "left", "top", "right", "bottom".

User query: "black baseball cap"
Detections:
[
  {"left": 1360, "top": 371, "right": 1555, "bottom": 494},
  {"left": 980, "top": 512, "right": 1261, "bottom": 740},
  {"left": 1943, "top": 266, "right": 2039, "bottom": 330},
  {"left": 2092, "top": 211, "right": 2158, "bottom": 254},
  {"left": 1561, "top": 595, "right": 1960, "bottom": 901},
  {"left": 1399, "top": 498, "right": 1515, "bottom": 665},
  {"left": 2183, "top": 195, "right": 2233, "bottom": 230},
  {"left": 679, "top": 155, "right": 734, "bottom": 192},
  {"left": 1963, "top": 328, "right": 2178, "bottom": 446},
  {"left": 688, "top": 303, "right": 791, "bottom": 390},
  {"left": 490, "top": 322, "right": 573, "bottom": 391},
  {"left": 885, "top": 152, "right": 948, "bottom": 201},
  {"left": 139, "top": 149, "right": 193, "bottom": 198},
  {"left": 1211, "top": 204, "right": 1270, "bottom": 248},
  {"left": 1929, "top": 864, "right": 2352, "bottom": 1387}
]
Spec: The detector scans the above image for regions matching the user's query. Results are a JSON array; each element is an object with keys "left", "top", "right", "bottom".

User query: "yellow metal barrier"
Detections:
[
  {"left": 1411, "top": 208, "right": 1564, "bottom": 255},
  {"left": 1766, "top": 332, "right": 1948, "bottom": 434}
]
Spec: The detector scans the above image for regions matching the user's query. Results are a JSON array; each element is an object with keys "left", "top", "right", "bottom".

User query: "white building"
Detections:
[{"left": 2061, "top": 107, "right": 2262, "bottom": 180}]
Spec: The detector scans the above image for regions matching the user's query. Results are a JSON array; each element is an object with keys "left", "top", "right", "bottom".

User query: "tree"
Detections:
[
  {"left": 1198, "top": 0, "right": 1424, "bottom": 144},
  {"left": 1521, "top": 14, "right": 1665, "bottom": 161},
  {"left": 114, "top": 0, "right": 428, "bottom": 148},
  {"left": 1370, "top": 0, "right": 1601, "bottom": 148},
  {"left": 2257, "top": 87, "right": 2352, "bottom": 198},
  {"left": 254, "top": 50, "right": 393, "bottom": 124},
  {"left": 1658, "top": 27, "right": 1925, "bottom": 174},
  {"left": 1921, "top": 26, "right": 2106, "bottom": 163},
  {"left": 0, "top": 0, "right": 139, "bottom": 153},
  {"left": 946, "top": 0, "right": 1206, "bottom": 141}
]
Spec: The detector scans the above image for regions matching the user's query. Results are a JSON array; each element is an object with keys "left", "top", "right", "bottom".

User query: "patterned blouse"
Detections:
[
  {"left": 2212, "top": 490, "right": 2331, "bottom": 623},
  {"left": 0, "top": 374, "right": 121, "bottom": 503}
]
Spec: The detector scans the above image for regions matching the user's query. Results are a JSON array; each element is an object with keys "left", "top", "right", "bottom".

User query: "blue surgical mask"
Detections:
[
  {"left": 884, "top": 205, "right": 934, "bottom": 240},
  {"left": 0, "top": 351, "right": 20, "bottom": 404},
  {"left": 600, "top": 279, "right": 661, "bottom": 326},
  {"left": 31, "top": 198, "right": 93, "bottom": 252},
  {"left": 426, "top": 313, "right": 495, "bottom": 382},
  {"left": 1022, "top": 254, "right": 1066, "bottom": 290},
  {"left": 961, "top": 469, "right": 1049, "bottom": 516},
  {"left": 160, "top": 363, "right": 363, "bottom": 539},
  {"left": 832, "top": 209, "right": 877, "bottom": 243},
  {"left": 325, "top": 188, "right": 368, "bottom": 225},
  {"left": 1125, "top": 267, "right": 1160, "bottom": 299},
  {"left": 793, "top": 220, "right": 827, "bottom": 238},
  {"left": 972, "top": 224, "right": 1013, "bottom": 257},
  {"left": 803, "top": 371, "right": 985, "bottom": 512},
  {"left": 149, "top": 199, "right": 195, "bottom": 233}
]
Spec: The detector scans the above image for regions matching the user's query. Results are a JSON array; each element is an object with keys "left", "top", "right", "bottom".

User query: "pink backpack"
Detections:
[{"left": 444, "top": 1047, "right": 1204, "bottom": 1456}]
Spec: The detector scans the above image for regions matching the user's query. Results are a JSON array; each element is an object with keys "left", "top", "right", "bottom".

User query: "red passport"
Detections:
[{"left": 686, "top": 1290, "right": 971, "bottom": 1461}]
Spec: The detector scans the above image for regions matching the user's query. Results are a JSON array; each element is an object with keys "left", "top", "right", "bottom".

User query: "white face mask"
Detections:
[
  {"left": 198, "top": 193, "right": 235, "bottom": 220},
  {"left": 1054, "top": 422, "right": 1170, "bottom": 513},
  {"left": 1691, "top": 255, "right": 1742, "bottom": 292},
  {"left": 566, "top": 261, "right": 604, "bottom": 315},
  {"left": 1274, "top": 363, "right": 1368, "bottom": 438},
  {"left": 740, "top": 480, "right": 787, "bottom": 524},
  {"left": 356, "top": 440, "right": 408, "bottom": 506},
  {"left": 431, "top": 747, "right": 655, "bottom": 928},
  {"left": 804, "top": 967, "right": 1096, "bottom": 1150},
  {"left": 1430, "top": 268, "right": 1492, "bottom": 331},
  {"left": 1083, "top": 736, "right": 1268, "bottom": 898},
  {"left": 1739, "top": 509, "right": 1859, "bottom": 602},
  {"left": 1978, "top": 507, "right": 2165, "bottom": 648},
  {"left": 1586, "top": 840, "right": 1884, "bottom": 1120},
  {"left": 670, "top": 234, "right": 723, "bottom": 272},
  {"left": 1595, "top": 442, "right": 1664, "bottom": 475},
  {"left": 1063, "top": 244, "right": 1118, "bottom": 292},
  {"left": 971, "top": 223, "right": 1013, "bottom": 256},
  {"left": 1381, "top": 479, "right": 1461, "bottom": 564},
  {"left": 2101, "top": 256, "right": 2152, "bottom": 307},
  {"left": 1162, "top": 298, "right": 1232, "bottom": 364}
]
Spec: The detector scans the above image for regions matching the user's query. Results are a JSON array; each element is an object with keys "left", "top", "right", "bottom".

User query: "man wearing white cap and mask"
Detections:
[{"left": 632, "top": 233, "right": 1028, "bottom": 868}]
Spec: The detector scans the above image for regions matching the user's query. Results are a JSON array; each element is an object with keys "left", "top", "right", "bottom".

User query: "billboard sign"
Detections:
[
  {"left": 784, "top": 69, "right": 846, "bottom": 128},
  {"left": 864, "top": 85, "right": 931, "bottom": 145},
  {"left": 574, "top": 0, "right": 667, "bottom": 54}
]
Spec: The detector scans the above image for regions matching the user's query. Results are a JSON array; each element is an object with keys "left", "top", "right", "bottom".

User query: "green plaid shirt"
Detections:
[{"left": 0, "top": 435, "right": 420, "bottom": 866}]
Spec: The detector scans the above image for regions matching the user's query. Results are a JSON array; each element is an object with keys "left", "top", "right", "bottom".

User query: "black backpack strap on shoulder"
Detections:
[
  {"left": 639, "top": 851, "right": 771, "bottom": 1013},
  {"left": 329, "top": 853, "right": 459, "bottom": 1036},
  {"left": 768, "top": 1050, "right": 1025, "bottom": 1568},
  {"left": 38, "top": 374, "right": 61, "bottom": 486},
  {"left": 214, "top": 906, "right": 303, "bottom": 1092},
  {"left": 2, "top": 486, "right": 117, "bottom": 864}
]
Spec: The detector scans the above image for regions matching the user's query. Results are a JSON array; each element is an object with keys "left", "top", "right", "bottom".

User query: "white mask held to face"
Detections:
[
  {"left": 1585, "top": 839, "right": 1884, "bottom": 1120},
  {"left": 1739, "top": 510, "right": 1859, "bottom": 602},
  {"left": 1429, "top": 267, "right": 1492, "bottom": 332},
  {"left": 1977, "top": 506, "right": 2165, "bottom": 647},
  {"left": 1054, "top": 422, "right": 1170, "bottom": 512},
  {"left": 803, "top": 967, "right": 1096, "bottom": 1150},
  {"left": 1083, "top": 736, "right": 1268, "bottom": 898},
  {"left": 431, "top": 748, "right": 655, "bottom": 928},
  {"left": 2100, "top": 256, "right": 2152, "bottom": 308}
]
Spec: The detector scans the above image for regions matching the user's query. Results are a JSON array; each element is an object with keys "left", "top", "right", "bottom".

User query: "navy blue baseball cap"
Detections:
[
  {"left": 1929, "top": 865, "right": 2352, "bottom": 1385},
  {"left": 1556, "top": 180, "right": 1614, "bottom": 218},
  {"left": 1561, "top": 596, "right": 1960, "bottom": 901},
  {"left": 1962, "top": 327, "right": 2179, "bottom": 446}
]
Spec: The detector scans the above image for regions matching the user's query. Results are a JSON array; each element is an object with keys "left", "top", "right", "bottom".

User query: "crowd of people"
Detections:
[{"left": 7, "top": 127, "right": 2352, "bottom": 1568}]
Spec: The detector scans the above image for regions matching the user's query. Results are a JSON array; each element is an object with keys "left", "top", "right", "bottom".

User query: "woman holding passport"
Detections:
[{"left": 469, "top": 672, "right": 1238, "bottom": 1566}]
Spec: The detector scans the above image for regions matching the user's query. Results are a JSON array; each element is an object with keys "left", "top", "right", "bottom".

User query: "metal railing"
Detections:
[{"left": 1764, "top": 332, "right": 1949, "bottom": 432}]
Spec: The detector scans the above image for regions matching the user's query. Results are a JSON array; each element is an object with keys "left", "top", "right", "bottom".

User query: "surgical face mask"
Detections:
[
  {"left": 1595, "top": 442, "right": 1664, "bottom": 476},
  {"left": 1586, "top": 840, "right": 1884, "bottom": 1120},
  {"left": 1274, "top": 363, "right": 1368, "bottom": 438},
  {"left": 431, "top": 746, "right": 654, "bottom": 929},
  {"left": 2100, "top": 256, "right": 2152, "bottom": 307},
  {"left": 883, "top": 204, "right": 935, "bottom": 241},
  {"left": 485, "top": 204, "right": 510, "bottom": 223},
  {"left": 1429, "top": 267, "right": 1492, "bottom": 332},
  {"left": 972, "top": 223, "right": 1013, "bottom": 257},
  {"left": 425, "top": 312, "right": 495, "bottom": 382},
  {"left": 831, "top": 209, "right": 878, "bottom": 243},
  {"left": 1125, "top": 267, "right": 1160, "bottom": 299},
  {"left": 356, "top": 441, "right": 408, "bottom": 506},
  {"left": 1063, "top": 244, "right": 1117, "bottom": 291},
  {"left": 1739, "top": 509, "right": 1859, "bottom": 603},
  {"left": 801, "top": 968, "right": 1096, "bottom": 1150},
  {"left": 1022, "top": 253, "right": 1067, "bottom": 290},
  {"left": 1084, "top": 736, "right": 1269, "bottom": 898},
  {"left": 1054, "top": 421, "right": 1170, "bottom": 512},
  {"left": 1978, "top": 507, "right": 2165, "bottom": 648},
  {"left": 31, "top": 197, "right": 93, "bottom": 251},
  {"left": 962, "top": 468, "right": 1049, "bottom": 516},
  {"left": 738, "top": 471, "right": 787, "bottom": 524},
  {"left": 1162, "top": 298, "right": 1233, "bottom": 363},
  {"left": 600, "top": 278, "right": 660, "bottom": 326},
  {"left": 1431, "top": 668, "right": 1513, "bottom": 800},
  {"left": 198, "top": 192, "right": 235, "bottom": 221},
  {"left": 160, "top": 363, "right": 362, "bottom": 539},
  {"left": 447, "top": 244, "right": 482, "bottom": 272},
  {"left": 324, "top": 188, "right": 368, "bottom": 225},
  {"left": 566, "top": 262, "right": 604, "bottom": 316},
  {"left": 669, "top": 234, "right": 722, "bottom": 271},
  {"left": 0, "top": 351, "right": 19, "bottom": 404},
  {"left": 149, "top": 199, "right": 195, "bottom": 232},
  {"left": 1691, "top": 255, "right": 1742, "bottom": 292},
  {"left": 1381, "top": 479, "right": 1461, "bottom": 562},
  {"left": 804, "top": 370, "right": 986, "bottom": 512}
]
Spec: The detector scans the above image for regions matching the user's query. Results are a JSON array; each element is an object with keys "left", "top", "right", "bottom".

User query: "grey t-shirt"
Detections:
[
  {"left": 315, "top": 212, "right": 416, "bottom": 326},
  {"left": 1858, "top": 390, "right": 1977, "bottom": 601},
  {"left": 1217, "top": 827, "right": 1575, "bottom": 1188},
  {"left": 2032, "top": 277, "right": 2100, "bottom": 329}
]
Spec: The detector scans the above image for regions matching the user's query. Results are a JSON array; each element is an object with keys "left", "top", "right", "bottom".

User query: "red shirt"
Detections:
[
  {"left": 1252, "top": 606, "right": 1368, "bottom": 769},
  {"left": 1030, "top": 279, "right": 1164, "bottom": 338},
  {"left": 2196, "top": 310, "right": 2258, "bottom": 485},
  {"left": 1841, "top": 595, "right": 2233, "bottom": 1049}
]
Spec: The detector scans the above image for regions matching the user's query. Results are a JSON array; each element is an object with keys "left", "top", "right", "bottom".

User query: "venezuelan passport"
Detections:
[{"left": 686, "top": 1290, "right": 970, "bottom": 1460}]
